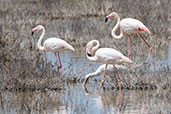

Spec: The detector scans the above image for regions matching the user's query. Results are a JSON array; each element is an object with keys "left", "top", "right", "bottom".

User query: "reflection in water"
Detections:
[
  {"left": 0, "top": 84, "right": 170, "bottom": 114},
  {"left": 168, "top": 44, "right": 171, "bottom": 66},
  {"left": 151, "top": 44, "right": 171, "bottom": 72}
]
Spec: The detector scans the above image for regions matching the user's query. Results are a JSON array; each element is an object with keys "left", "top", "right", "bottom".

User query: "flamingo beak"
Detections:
[
  {"left": 105, "top": 17, "right": 108, "bottom": 23},
  {"left": 31, "top": 27, "right": 38, "bottom": 35},
  {"left": 86, "top": 47, "right": 92, "bottom": 57},
  {"left": 105, "top": 14, "right": 113, "bottom": 23},
  {"left": 32, "top": 31, "right": 34, "bottom": 35}
]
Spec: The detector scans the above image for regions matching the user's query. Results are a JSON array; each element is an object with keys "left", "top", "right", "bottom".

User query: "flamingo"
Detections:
[
  {"left": 86, "top": 40, "right": 133, "bottom": 93},
  {"left": 32, "top": 25, "right": 75, "bottom": 71},
  {"left": 105, "top": 12, "right": 156, "bottom": 72},
  {"left": 83, "top": 64, "right": 127, "bottom": 88}
]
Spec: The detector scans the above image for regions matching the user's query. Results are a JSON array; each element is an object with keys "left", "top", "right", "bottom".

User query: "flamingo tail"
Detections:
[
  {"left": 139, "top": 27, "right": 151, "bottom": 34},
  {"left": 123, "top": 56, "right": 133, "bottom": 63}
]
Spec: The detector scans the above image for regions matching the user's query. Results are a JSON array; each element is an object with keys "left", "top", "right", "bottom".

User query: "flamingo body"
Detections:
[
  {"left": 32, "top": 25, "right": 75, "bottom": 71},
  {"left": 43, "top": 38, "right": 75, "bottom": 52},
  {"left": 92, "top": 48, "right": 132, "bottom": 64},
  {"left": 105, "top": 12, "right": 156, "bottom": 72},
  {"left": 120, "top": 18, "right": 150, "bottom": 34},
  {"left": 86, "top": 40, "right": 132, "bottom": 93}
]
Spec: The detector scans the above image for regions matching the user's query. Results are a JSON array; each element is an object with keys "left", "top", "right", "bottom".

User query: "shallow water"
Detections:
[
  {"left": 45, "top": 42, "right": 171, "bottom": 73},
  {"left": 1, "top": 45, "right": 170, "bottom": 114},
  {"left": 0, "top": 83, "right": 170, "bottom": 114}
]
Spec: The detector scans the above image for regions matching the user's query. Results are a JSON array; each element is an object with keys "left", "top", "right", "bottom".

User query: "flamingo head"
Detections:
[
  {"left": 32, "top": 25, "right": 44, "bottom": 35},
  {"left": 86, "top": 45, "right": 92, "bottom": 57},
  {"left": 86, "top": 40, "right": 99, "bottom": 57},
  {"left": 86, "top": 40, "right": 95, "bottom": 56},
  {"left": 105, "top": 12, "right": 117, "bottom": 23}
]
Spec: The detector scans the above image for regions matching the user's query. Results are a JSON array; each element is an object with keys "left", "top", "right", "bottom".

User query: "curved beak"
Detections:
[
  {"left": 105, "top": 17, "right": 108, "bottom": 23},
  {"left": 31, "top": 27, "right": 38, "bottom": 35},
  {"left": 86, "top": 47, "right": 92, "bottom": 57}
]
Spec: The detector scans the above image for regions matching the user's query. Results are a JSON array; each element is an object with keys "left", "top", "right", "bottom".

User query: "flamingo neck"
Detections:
[
  {"left": 86, "top": 40, "right": 100, "bottom": 62},
  {"left": 91, "top": 40, "right": 100, "bottom": 54},
  {"left": 111, "top": 13, "right": 124, "bottom": 39},
  {"left": 37, "top": 27, "right": 45, "bottom": 51},
  {"left": 87, "top": 71, "right": 99, "bottom": 78}
]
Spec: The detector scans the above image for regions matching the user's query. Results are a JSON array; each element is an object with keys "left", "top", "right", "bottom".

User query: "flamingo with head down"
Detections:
[
  {"left": 32, "top": 25, "right": 75, "bottom": 71},
  {"left": 86, "top": 40, "right": 133, "bottom": 93},
  {"left": 83, "top": 64, "right": 127, "bottom": 88},
  {"left": 105, "top": 12, "right": 156, "bottom": 72}
]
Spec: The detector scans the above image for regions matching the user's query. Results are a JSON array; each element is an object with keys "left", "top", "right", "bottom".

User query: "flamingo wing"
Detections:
[
  {"left": 43, "top": 38, "right": 74, "bottom": 52},
  {"left": 95, "top": 48, "right": 126, "bottom": 64},
  {"left": 120, "top": 18, "right": 149, "bottom": 34}
]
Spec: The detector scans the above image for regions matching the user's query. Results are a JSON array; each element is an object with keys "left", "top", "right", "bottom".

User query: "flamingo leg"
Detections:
[
  {"left": 139, "top": 33, "right": 156, "bottom": 72},
  {"left": 113, "top": 65, "right": 121, "bottom": 94},
  {"left": 57, "top": 53, "right": 62, "bottom": 69},
  {"left": 128, "top": 34, "right": 131, "bottom": 58},
  {"left": 54, "top": 53, "right": 61, "bottom": 71},
  {"left": 98, "top": 64, "right": 108, "bottom": 93}
]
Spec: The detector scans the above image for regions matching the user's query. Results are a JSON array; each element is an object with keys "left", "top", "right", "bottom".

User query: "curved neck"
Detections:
[
  {"left": 86, "top": 40, "right": 100, "bottom": 62},
  {"left": 91, "top": 40, "right": 100, "bottom": 54},
  {"left": 37, "top": 27, "right": 45, "bottom": 51},
  {"left": 111, "top": 13, "right": 124, "bottom": 39},
  {"left": 87, "top": 71, "right": 100, "bottom": 78}
]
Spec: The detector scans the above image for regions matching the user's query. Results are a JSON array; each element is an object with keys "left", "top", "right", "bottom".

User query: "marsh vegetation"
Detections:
[{"left": 0, "top": 0, "right": 170, "bottom": 113}]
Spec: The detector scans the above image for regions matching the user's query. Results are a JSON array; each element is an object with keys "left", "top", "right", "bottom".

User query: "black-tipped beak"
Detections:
[
  {"left": 32, "top": 32, "right": 34, "bottom": 35},
  {"left": 105, "top": 17, "right": 108, "bottom": 23},
  {"left": 87, "top": 53, "right": 92, "bottom": 57}
]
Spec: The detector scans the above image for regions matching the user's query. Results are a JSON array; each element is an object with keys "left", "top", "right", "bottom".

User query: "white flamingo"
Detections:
[
  {"left": 32, "top": 25, "right": 75, "bottom": 71},
  {"left": 86, "top": 40, "right": 133, "bottom": 93},
  {"left": 105, "top": 12, "right": 156, "bottom": 72},
  {"left": 83, "top": 64, "right": 127, "bottom": 88}
]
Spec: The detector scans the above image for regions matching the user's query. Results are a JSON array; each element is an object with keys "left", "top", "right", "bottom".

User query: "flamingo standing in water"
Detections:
[
  {"left": 105, "top": 12, "right": 156, "bottom": 72},
  {"left": 86, "top": 40, "right": 133, "bottom": 93},
  {"left": 83, "top": 64, "right": 127, "bottom": 88},
  {"left": 32, "top": 25, "right": 75, "bottom": 71}
]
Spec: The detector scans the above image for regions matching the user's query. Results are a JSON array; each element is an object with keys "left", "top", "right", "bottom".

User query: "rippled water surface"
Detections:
[
  {"left": 0, "top": 45, "right": 170, "bottom": 114},
  {"left": 0, "top": 83, "right": 170, "bottom": 114}
]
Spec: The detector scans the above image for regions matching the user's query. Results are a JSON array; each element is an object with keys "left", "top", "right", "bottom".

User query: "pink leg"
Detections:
[
  {"left": 139, "top": 33, "right": 156, "bottom": 72},
  {"left": 54, "top": 53, "right": 61, "bottom": 71},
  {"left": 128, "top": 34, "right": 131, "bottom": 58},
  {"left": 98, "top": 64, "right": 108, "bottom": 93},
  {"left": 57, "top": 53, "right": 62, "bottom": 69},
  {"left": 113, "top": 65, "right": 121, "bottom": 94}
]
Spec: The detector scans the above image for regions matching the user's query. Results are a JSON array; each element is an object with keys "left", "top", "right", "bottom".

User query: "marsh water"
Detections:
[
  {"left": 0, "top": 46, "right": 171, "bottom": 114},
  {"left": 0, "top": 84, "right": 170, "bottom": 114},
  {"left": 0, "top": 0, "right": 171, "bottom": 114}
]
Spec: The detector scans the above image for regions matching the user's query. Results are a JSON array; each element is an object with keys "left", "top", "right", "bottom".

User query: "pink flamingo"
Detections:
[
  {"left": 32, "top": 25, "right": 75, "bottom": 71},
  {"left": 86, "top": 40, "right": 133, "bottom": 93},
  {"left": 105, "top": 12, "right": 156, "bottom": 72}
]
